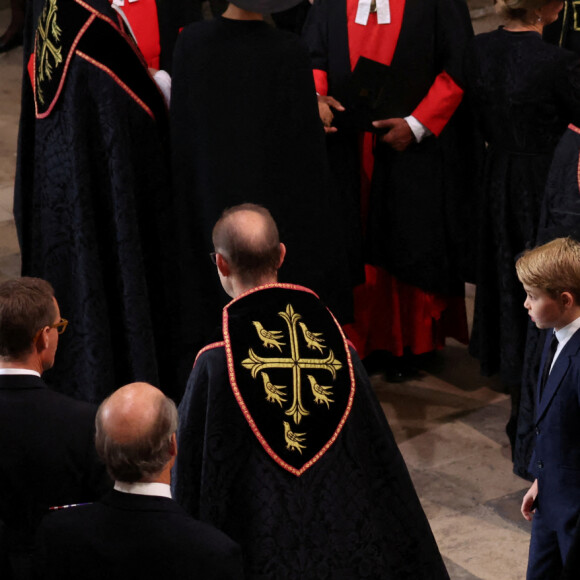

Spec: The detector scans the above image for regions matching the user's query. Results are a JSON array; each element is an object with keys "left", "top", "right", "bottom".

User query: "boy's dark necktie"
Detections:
[{"left": 540, "top": 333, "right": 559, "bottom": 399}]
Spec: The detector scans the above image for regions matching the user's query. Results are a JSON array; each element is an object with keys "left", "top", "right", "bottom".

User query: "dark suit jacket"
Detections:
[
  {"left": 35, "top": 490, "right": 244, "bottom": 579},
  {"left": 0, "top": 374, "right": 110, "bottom": 570},
  {"left": 529, "top": 328, "right": 580, "bottom": 533}
]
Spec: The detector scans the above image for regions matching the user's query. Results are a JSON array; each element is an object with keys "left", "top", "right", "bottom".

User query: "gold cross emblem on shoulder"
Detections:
[{"left": 242, "top": 304, "right": 343, "bottom": 450}]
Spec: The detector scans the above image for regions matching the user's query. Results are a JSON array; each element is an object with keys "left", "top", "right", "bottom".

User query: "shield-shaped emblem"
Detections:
[{"left": 223, "top": 284, "right": 355, "bottom": 476}]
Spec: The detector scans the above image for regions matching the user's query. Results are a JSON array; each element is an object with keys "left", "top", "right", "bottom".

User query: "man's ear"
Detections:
[
  {"left": 169, "top": 432, "right": 177, "bottom": 457},
  {"left": 278, "top": 243, "right": 286, "bottom": 269},
  {"left": 216, "top": 253, "right": 230, "bottom": 277},
  {"left": 34, "top": 327, "right": 49, "bottom": 353}
]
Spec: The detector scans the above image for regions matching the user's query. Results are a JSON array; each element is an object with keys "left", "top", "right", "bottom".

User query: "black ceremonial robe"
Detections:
[
  {"left": 170, "top": 18, "right": 357, "bottom": 355},
  {"left": 173, "top": 284, "right": 449, "bottom": 580},
  {"left": 15, "top": 0, "right": 187, "bottom": 402},
  {"left": 302, "top": 0, "right": 477, "bottom": 295}
]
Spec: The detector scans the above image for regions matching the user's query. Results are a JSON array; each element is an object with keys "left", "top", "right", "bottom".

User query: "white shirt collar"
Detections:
[
  {"left": 554, "top": 316, "right": 580, "bottom": 348},
  {"left": 0, "top": 368, "right": 41, "bottom": 377},
  {"left": 114, "top": 481, "right": 172, "bottom": 499},
  {"left": 355, "top": 0, "right": 391, "bottom": 26},
  {"left": 549, "top": 316, "right": 580, "bottom": 371}
]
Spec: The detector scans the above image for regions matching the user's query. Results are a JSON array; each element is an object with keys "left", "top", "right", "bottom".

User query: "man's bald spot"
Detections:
[
  {"left": 100, "top": 382, "right": 165, "bottom": 444},
  {"left": 213, "top": 208, "right": 279, "bottom": 256}
]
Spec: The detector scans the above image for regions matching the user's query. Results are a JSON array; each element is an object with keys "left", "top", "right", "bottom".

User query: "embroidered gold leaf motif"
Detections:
[
  {"left": 241, "top": 303, "right": 343, "bottom": 451},
  {"left": 36, "top": 0, "right": 63, "bottom": 106},
  {"left": 283, "top": 421, "right": 306, "bottom": 454}
]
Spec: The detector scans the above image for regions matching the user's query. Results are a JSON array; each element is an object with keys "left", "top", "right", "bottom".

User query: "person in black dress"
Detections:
[
  {"left": 170, "top": 0, "right": 356, "bottom": 357},
  {"left": 464, "top": 0, "right": 580, "bottom": 454}
]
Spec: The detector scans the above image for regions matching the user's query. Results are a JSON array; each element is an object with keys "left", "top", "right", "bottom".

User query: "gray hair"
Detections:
[
  {"left": 496, "top": 0, "right": 553, "bottom": 21},
  {"left": 95, "top": 395, "right": 178, "bottom": 483}
]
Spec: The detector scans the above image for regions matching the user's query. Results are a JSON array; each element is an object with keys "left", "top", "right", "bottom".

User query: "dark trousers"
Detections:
[{"left": 527, "top": 508, "right": 574, "bottom": 580}]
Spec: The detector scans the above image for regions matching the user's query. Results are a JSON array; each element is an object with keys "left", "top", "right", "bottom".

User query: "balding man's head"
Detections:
[
  {"left": 212, "top": 204, "right": 283, "bottom": 287},
  {"left": 95, "top": 383, "right": 178, "bottom": 483}
]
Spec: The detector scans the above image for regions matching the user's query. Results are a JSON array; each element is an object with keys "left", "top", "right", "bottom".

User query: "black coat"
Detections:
[
  {"left": 35, "top": 490, "right": 244, "bottom": 580},
  {"left": 0, "top": 374, "right": 111, "bottom": 577}
]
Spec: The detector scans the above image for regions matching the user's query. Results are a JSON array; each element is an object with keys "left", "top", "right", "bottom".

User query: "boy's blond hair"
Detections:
[{"left": 516, "top": 237, "right": 580, "bottom": 302}]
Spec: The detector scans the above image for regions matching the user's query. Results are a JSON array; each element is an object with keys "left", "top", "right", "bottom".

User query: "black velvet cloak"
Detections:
[
  {"left": 173, "top": 285, "right": 449, "bottom": 580},
  {"left": 170, "top": 17, "right": 357, "bottom": 356},
  {"left": 15, "top": 0, "right": 189, "bottom": 402}
]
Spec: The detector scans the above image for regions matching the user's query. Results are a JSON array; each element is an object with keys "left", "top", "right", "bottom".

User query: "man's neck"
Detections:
[
  {"left": 222, "top": 4, "right": 263, "bottom": 20},
  {"left": 0, "top": 356, "right": 43, "bottom": 375},
  {"left": 231, "top": 275, "right": 278, "bottom": 298}
]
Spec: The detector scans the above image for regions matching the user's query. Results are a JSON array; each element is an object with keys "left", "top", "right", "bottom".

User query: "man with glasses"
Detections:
[{"left": 0, "top": 277, "right": 111, "bottom": 580}]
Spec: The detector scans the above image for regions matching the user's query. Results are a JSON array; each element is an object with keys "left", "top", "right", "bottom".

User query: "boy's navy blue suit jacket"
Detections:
[{"left": 530, "top": 327, "right": 580, "bottom": 531}]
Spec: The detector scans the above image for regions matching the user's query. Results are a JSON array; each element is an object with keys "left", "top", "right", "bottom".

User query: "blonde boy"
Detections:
[{"left": 516, "top": 237, "right": 580, "bottom": 580}]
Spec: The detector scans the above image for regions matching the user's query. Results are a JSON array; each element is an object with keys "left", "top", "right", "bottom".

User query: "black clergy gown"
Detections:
[
  {"left": 302, "top": 0, "right": 476, "bottom": 359},
  {"left": 171, "top": 17, "right": 356, "bottom": 355}
]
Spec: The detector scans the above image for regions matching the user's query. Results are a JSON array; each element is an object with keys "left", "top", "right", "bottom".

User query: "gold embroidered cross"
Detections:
[
  {"left": 242, "top": 304, "right": 342, "bottom": 425},
  {"left": 36, "top": 0, "right": 63, "bottom": 104}
]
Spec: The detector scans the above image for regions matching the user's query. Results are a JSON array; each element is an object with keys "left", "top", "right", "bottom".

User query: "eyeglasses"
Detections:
[
  {"left": 209, "top": 252, "right": 218, "bottom": 265},
  {"left": 49, "top": 318, "right": 68, "bottom": 335}
]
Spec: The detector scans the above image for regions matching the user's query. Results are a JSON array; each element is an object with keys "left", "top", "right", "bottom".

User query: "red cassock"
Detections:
[
  {"left": 304, "top": 0, "right": 474, "bottom": 358},
  {"left": 114, "top": 0, "right": 161, "bottom": 69}
]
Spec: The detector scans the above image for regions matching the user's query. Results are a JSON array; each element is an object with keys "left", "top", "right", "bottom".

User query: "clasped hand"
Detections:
[{"left": 372, "top": 117, "right": 414, "bottom": 151}]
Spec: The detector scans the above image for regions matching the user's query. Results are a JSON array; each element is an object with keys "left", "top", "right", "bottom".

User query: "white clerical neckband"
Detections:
[{"left": 355, "top": 0, "right": 391, "bottom": 25}]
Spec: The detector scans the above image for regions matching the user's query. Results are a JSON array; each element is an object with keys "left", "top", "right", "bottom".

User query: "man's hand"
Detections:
[
  {"left": 317, "top": 95, "right": 344, "bottom": 134},
  {"left": 373, "top": 117, "right": 415, "bottom": 151},
  {"left": 521, "top": 479, "right": 539, "bottom": 521}
]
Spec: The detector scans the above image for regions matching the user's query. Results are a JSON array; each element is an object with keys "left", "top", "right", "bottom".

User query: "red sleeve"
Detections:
[
  {"left": 412, "top": 71, "right": 464, "bottom": 137},
  {"left": 121, "top": 0, "right": 161, "bottom": 69},
  {"left": 313, "top": 69, "right": 328, "bottom": 96}
]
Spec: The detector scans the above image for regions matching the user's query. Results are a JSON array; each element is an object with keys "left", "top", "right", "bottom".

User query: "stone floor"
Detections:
[{"left": 0, "top": 2, "right": 532, "bottom": 578}]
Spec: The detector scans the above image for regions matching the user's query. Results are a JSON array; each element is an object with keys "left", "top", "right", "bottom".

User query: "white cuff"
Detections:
[
  {"left": 154, "top": 70, "right": 172, "bottom": 108},
  {"left": 404, "top": 115, "right": 432, "bottom": 143}
]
